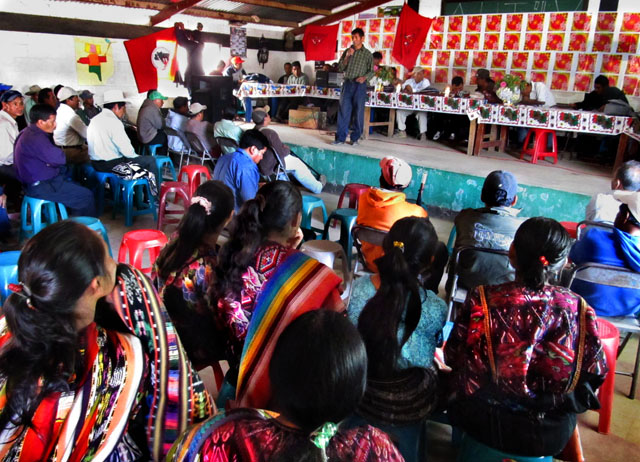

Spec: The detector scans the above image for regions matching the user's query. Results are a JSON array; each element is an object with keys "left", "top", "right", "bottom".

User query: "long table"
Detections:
[{"left": 236, "top": 83, "right": 635, "bottom": 157}]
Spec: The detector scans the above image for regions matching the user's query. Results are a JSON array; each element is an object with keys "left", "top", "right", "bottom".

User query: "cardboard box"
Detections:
[{"left": 288, "top": 107, "right": 327, "bottom": 129}]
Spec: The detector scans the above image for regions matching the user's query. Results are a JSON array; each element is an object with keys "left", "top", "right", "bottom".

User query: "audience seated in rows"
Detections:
[
  {"left": 76, "top": 89, "right": 101, "bottom": 124},
  {"left": 166, "top": 96, "right": 189, "bottom": 152},
  {"left": 252, "top": 106, "right": 325, "bottom": 193},
  {"left": 586, "top": 160, "right": 640, "bottom": 224},
  {"left": 213, "top": 105, "right": 243, "bottom": 154},
  {"left": 14, "top": 104, "right": 96, "bottom": 217},
  {"left": 210, "top": 181, "right": 344, "bottom": 404},
  {"left": 349, "top": 217, "right": 447, "bottom": 462},
  {"left": 212, "top": 129, "right": 267, "bottom": 211},
  {"left": 22, "top": 84, "right": 40, "bottom": 124},
  {"left": 445, "top": 217, "right": 607, "bottom": 460},
  {"left": 448, "top": 170, "right": 525, "bottom": 292},
  {"left": 185, "top": 102, "right": 215, "bottom": 152},
  {"left": 168, "top": 311, "right": 403, "bottom": 462},
  {"left": 137, "top": 90, "right": 168, "bottom": 155},
  {"left": 0, "top": 221, "right": 214, "bottom": 460},
  {"left": 570, "top": 190, "right": 640, "bottom": 317},
  {"left": 38, "top": 87, "right": 57, "bottom": 109},
  {"left": 0, "top": 90, "right": 24, "bottom": 204},
  {"left": 153, "top": 180, "right": 234, "bottom": 370},
  {"left": 53, "top": 86, "right": 89, "bottom": 164}
]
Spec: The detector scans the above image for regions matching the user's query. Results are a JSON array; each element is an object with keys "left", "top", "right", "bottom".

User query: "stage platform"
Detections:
[{"left": 245, "top": 123, "right": 613, "bottom": 222}]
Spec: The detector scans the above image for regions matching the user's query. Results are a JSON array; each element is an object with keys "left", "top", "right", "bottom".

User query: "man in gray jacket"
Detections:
[{"left": 137, "top": 90, "right": 168, "bottom": 155}]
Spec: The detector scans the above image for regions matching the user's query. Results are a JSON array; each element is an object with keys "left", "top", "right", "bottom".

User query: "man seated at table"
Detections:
[
  {"left": 575, "top": 74, "right": 628, "bottom": 111},
  {"left": 394, "top": 67, "right": 431, "bottom": 141},
  {"left": 53, "top": 87, "right": 89, "bottom": 164},
  {"left": 212, "top": 129, "right": 268, "bottom": 211},
  {"left": 277, "top": 62, "right": 292, "bottom": 84},
  {"left": 275, "top": 61, "right": 310, "bottom": 123},
  {"left": 516, "top": 80, "right": 557, "bottom": 146},
  {"left": 213, "top": 105, "right": 243, "bottom": 154},
  {"left": 433, "top": 76, "right": 469, "bottom": 142},
  {"left": 475, "top": 68, "right": 502, "bottom": 104},
  {"left": 570, "top": 190, "right": 640, "bottom": 317},
  {"left": 252, "top": 106, "right": 325, "bottom": 193},
  {"left": 14, "top": 104, "right": 96, "bottom": 217},
  {"left": 447, "top": 170, "right": 525, "bottom": 294},
  {"left": 586, "top": 160, "right": 640, "bottom": 224},
  {"left": 224, "top": 56, "right": 247, "bottom": 87}
]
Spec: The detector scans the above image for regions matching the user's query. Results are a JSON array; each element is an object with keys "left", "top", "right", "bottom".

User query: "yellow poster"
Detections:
[{"left": 74, "top": 37, "right": 114, "bottom": 85}]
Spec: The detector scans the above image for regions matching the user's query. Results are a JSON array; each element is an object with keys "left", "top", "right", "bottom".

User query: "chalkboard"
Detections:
[{"left": 443, "top": 0, "right": 586, "bottom": 15}]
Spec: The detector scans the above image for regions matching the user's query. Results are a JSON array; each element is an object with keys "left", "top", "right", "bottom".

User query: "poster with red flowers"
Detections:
[
  {"left": 473, "top": 51, "right": 488, "bottom": 68},
  {"left": 572, "top": 12, "right": 591, "bottom": 31},
  {"left": 384, "top": 18, "right": 397, "bottom": 33},
  {"left": 527, "top": 13, "right": 544, "bottom": 31},
  {"left": 454, "top": 51, "right": 469, "bottom": 67},
  {"left": 549, "top": 13, "right": 568, "bottom": 31},
  {"left": 628, "top": 56, "right": 640, "bottom": 75},
  {"left": 434, "top": 68, "right": 448, "bottom": 83},
  {"left": 383, "top": 34, "right": 394, "bottom": 49},
  {"left": 429, "top": 34, "right": 443, "bottom": 49},
  {"left": 437, "top": 51, "right": 451, "bottom": 67},
  {"left": 546, "top": 33, "right": 565, "bottom": 51},
  {"left": 593, "top": 33, "right": 613, "bottom": 52},
  {"left": 465, "top": 34, "right": 480, "bottom": 50},
  {"left": 467, "top": 15, "right": 482, "bottom": 32},
  {"left": 511, "top": 70, "right": 526, "bottom": 81},
  {"left": 617, "top": 34, "right": 639, "bottom": 54},
  {"left": 356, "top": 20, "right": 367, "bottom": 30},
  {"left": 341, "top": 35, "right": 352, "bottom": 49},
  {"left": 531, "top": 71, "right": 548, "bottom": 83},
  {"left": 504, "top": 33, "right": 521, "bottom": 50},
  {"left": 551, "top": 72, "right": 569, "bottom": 90},
  {"left": 533, "top": 52, "right": 551, "bottom": 70},
  {"left": 601, "top": 54, "right": 622, "bottom": 74},
  {"left": 511, "top": 52, "right": 529, "bottom": 69},
  {"left": 449, "top": 16, "right": 463, "bottom": 32},
  {"left": 369, "top": 19, "right": 381, "bottom": 34},
  {"left": 486, "top": 15, "right": 502, "bottom": 32},
  {"left": 577, "top": 54, "right": 596, "bottom": 72},
  {"left": 554, "top": 53, "right": 573, "bottom": 71},
  {"left": 491, "top": 52, "right": 508, "bottom": 69},
  {"left": 597, "top": 13, "right": 616, "bottom": 32},
  {"left": 484, "top": 34, "right": 500, "bottom": 50},
  {"left": 622, "top": 13, "right": 640, "bottom": 32},
  {"left": 452, "top": 69, "right": 466, "bottom": 80},
  {"left": 623, "top": 76, "right": 640, "bottom": 96},
  {"left": 506, "top": 14, "right": 523, "bottom": 31},
  {"left": 419, "top": 51, "right": 433, "bottom": 66},
  {"left": 605, "top": 75, "right": 618, "bottom": 87},
  {"left": 491, "top": 70, "right": 505, "bottom": 81},
  {"left": 368, "top": 34, "right": 380, "bottom": 50},
  {"left": 432, "top": 17, "right": 444, "bottom": 32},
  {"left": 341, "top": 21, "right": 353, "bottom": 34},
  {"left": 524, "top": 33, "right": 542, "bottom": 50},
  {"left": 447, "top": 34, "right": 461, "bottom": 50},
  {"left": 569, "top": 33, "right": 588, "bottom": 52},
  {"left": 574, "top": 74, "right": 592, "bottom": 92}
]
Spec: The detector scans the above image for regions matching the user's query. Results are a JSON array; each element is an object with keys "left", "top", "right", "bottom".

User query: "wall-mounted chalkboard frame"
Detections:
[{"left": 442, "top": 0, "right": 586, "bottom": 15}]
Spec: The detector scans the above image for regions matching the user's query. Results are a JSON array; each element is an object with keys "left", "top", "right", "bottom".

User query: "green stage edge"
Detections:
[{"left": 291, "top": 143, "right": 589, "bottom": 222}]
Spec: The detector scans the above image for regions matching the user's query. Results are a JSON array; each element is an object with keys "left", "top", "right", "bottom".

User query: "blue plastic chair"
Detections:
[
  {"left": 0, "top": 251, "right": 20, "bottom": 303},
  {"left": 301, "top": 195, "right": 328, "bottom": 236},
  {"left": 112, "top": 178, "right": 157, "bottom": 226},
  {"left": 141, "top": 143, "right": 163, "bottom": 156},
  {"left": 81, "top": 165, "right": 120, "bottom": 216},
  {"left": 154, "top": 155, "right": 177, "bottom": 186},
  {"left": 20, "top": 196, "right": 69, "bottom": 239},
  {"left": 322, "top": 208, "right": 358, "bottom": 266},
  {"left": 71, "top": 216, "right": 112, "bottom": 256}
]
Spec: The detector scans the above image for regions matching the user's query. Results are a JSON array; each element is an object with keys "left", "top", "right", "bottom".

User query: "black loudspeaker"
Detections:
[{"left": 190, "top": 76, "right": 234, "bottom": 124}]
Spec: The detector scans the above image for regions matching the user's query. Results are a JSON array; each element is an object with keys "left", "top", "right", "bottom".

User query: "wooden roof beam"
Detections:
[
  {"left": 289, "top": 0, "right": 388, "bottom": 36},
  {"left": 230, "top": 0, "right": 332, "bottom": 16},
  {"left": 150, "top": 0, "right": 202, "bottom": 26}
]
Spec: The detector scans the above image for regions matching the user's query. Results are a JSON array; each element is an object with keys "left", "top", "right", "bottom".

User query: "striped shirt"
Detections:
[{"left": 338, "top": 46, "right": 374, "bottom": 82}]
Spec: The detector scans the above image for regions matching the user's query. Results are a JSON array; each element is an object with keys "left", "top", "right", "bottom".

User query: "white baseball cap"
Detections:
[
  {"left": 189, "top": 102, "right": 207, "bottom": 115},
  {"left": 56, "top": 86, "right": 78, "bottom": 101}
]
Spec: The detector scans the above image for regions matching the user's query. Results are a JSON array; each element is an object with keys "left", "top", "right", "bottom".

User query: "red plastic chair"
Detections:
[
  {"left": 157, "top": 182, "right": 190, "bottom": 230},
  {"left": 520, "top": 128, "right": 558, "bottom": 164},
  {"left": 560, "top": 221, "right": 578, "bottom": 239},
  {"left": 595, "top": 318, "right": 620, "bottom": 435},
  {"left": 179, "top": 165, "right": 211, "bottom": 198},
  {"left": 118, "top": 230, "right": 168, "bottom": 276},
  {"left": 556, "top": 426, "right": 585, "bottom": 462},
  {"left": 337, "top": 183, "right": 371, "bottom": 209}
]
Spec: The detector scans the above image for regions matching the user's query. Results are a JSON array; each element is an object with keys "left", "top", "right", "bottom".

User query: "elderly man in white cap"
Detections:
[
  {"left": 53, "top": 86, "right": 89, "bottom": 163},
  {"left": 23, "top": 85, "right": 41, "bottom": 124},
  {"left": 185, "top": 102, "right": 215, "bottom": 153},
  {"left": 394, "top": 67, "right": 431, "bottom": 141},
  {"left": 87, "top": 90, "right": 157, "bottom": 177}
]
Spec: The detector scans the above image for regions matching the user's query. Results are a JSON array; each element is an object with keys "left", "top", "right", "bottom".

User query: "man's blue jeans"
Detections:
[{"left": 336, "top": 80, "right": 367, "bottom": 143}]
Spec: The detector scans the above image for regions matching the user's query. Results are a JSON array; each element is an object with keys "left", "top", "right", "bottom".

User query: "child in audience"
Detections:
[
  {"left": 168, "top": 310, "right": 404, "bottom": 462},
  {"left": 153, "top": 180, "right": 234, "bottom": 370},
  {"left": 0, "top": 221, "right": 214, "bottom": 461},
  {"left": 445, "top": 217, "right": 607, "bottom": 461}
]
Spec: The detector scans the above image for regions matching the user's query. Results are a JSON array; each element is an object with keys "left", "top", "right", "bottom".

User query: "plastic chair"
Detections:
[
  {"left": 215, "top": 137, "right": 239, "bottom": 154},
  {"left": 70, "top": 216, "right": 112, "bottom": 256},
  {"left": 595, "top": 318, "right": 620, "bottom": 434},
  {"left": 337, "top": 183, "right": 370, "bottom": 209},
  {"left": 300, "top": 239, "right": 352, "bottom": 306},
  {"left": 112, "top": 178, "right": 156, "bottom": 227},
  {"left": 446, "top": 224, "right": 457, "bottom": 254},
  {"left": 186, "top": 132, "right": 217, "bottom": 165},
  {"left": 301, "top": 195, "right": 328, "bottom": 235},
  {"left": 81, "top": 165, "right": 120, "bottom": 216},
  {"left": 165, "top": 126, "right": 193, "bottom": 171},
  {"left": 560, "top": 221, "right": 578, "bottom": 239},
  {"left": 520, "top": 128, "right": 558, "bottom": 164},
  {"left": 351, "top": 225, "right": 387, "bottom": 275},
  {"left": 179, "top": 165, "right": 211, "bottom": 198},
  {"left": 322, "top": 208, "right": 358, "bottom": 266},
  {"left": 0, "top": 251, "right": 20, "bottom": 303},
  {"left": 153, "top": 156, "right": 177, "bottom": 186},
  {"left": 157, "top": 181, "right": 190, "bottom": 230},
  {"left": 20, "top": 196, "right": 69, "bottom": 239},
  {"left": 141, "top": 143, "right": 163, "bottom": 156},
  {"left": 118, "top": 229, "right": 168, "bottom": 276}
]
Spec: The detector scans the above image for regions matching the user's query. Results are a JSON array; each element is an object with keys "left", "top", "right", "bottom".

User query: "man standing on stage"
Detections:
[{"left": 332, "top": 28, "right": 374, "bottom": 146}]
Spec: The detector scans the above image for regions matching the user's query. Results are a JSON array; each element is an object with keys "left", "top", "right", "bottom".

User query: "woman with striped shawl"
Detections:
[{"left": 0, "top": 221, "right": 214, "bottom": 461}]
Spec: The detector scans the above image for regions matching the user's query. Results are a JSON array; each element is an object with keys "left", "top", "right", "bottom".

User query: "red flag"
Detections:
[
  {"left": 391, "top": 5, "right": 433, "bottom": 70},
  {"left": 303, "top": 24, "right": 339, "bottom": 61},
  {"left": 124, "top": 28, "right": 179, "bottom": 93}
]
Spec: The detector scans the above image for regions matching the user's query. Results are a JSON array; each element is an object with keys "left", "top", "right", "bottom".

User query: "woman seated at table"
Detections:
[
  {"left": 348, "top": 216, "right": 447, "bottom": 462},
  {"left": 445, "top": 217, "right": 607, "bottom": 461},
  {"left": 168, "top": 310, "right": 404, "bottom": 462},
  {"left": 0, "top": 221, "right": 214, "bottom": 461},
  {"left": 210, "top": 180, "right": 344, "bottom": 400},
  {"left": 153, "top": 180, "right": 234, "bottom": 370}
]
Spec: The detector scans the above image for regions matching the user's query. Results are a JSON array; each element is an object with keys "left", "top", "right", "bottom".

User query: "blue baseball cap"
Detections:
[
  {"left": 0, "top": 90, "right": 23, "bottom": 104},
  {"left": 481, "top": 170, "right": 518, "bottom": 206}
]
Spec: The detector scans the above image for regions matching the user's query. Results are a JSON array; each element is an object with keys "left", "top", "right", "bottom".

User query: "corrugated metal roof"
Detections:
[{"left": 196, "top": 0, "right": 313, "bottom": 23}]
